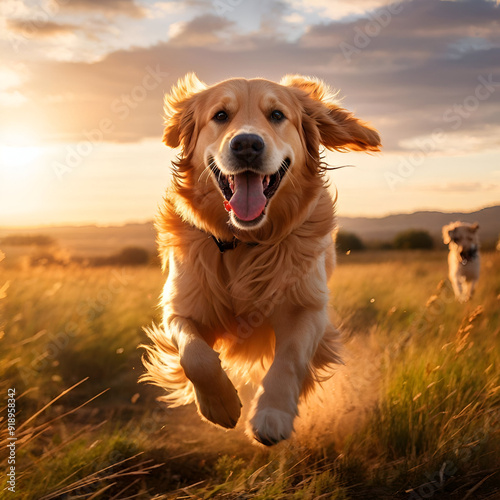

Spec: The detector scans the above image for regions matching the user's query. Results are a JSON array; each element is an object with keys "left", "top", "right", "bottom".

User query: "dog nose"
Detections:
[{"left": 230, "top": 133, "right": 264, "bottom": 163}]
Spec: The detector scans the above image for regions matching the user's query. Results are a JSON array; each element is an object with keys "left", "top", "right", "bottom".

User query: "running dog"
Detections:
[
  {"left": 142, "top": 74, "right": 381, "bottom": 445},
  {"left": 442, "top": 221, "right": 480, "bottom": 302}
]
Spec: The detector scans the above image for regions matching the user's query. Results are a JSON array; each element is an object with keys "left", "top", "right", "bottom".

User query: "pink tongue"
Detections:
[{"left": 229, "top": 172, "right": 267, "bottom": 221}]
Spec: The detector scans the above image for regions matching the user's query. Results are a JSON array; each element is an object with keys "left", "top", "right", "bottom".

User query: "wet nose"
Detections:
[{"left": 230, "top": 133, "right": 265, "bottom": 164}]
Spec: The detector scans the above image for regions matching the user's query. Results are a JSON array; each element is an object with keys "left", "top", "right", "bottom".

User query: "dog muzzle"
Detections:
[{"left": 460, "top": 246, "right": 478, "bottom": 265}]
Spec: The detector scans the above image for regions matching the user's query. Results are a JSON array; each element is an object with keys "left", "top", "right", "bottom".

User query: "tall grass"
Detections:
[{"left": 1, "top": 251, "right": 499, "bottom": 498}]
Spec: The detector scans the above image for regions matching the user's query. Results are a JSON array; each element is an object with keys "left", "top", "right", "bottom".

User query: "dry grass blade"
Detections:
[
  {"left": 37, "top": 388, "right": 110, "bottom": 429},
  {"left": 40, "top": 456, "right": 162, "bottom": 500},
  {"left": 87, "top": 483, "right": 116, "bottom": 499},
  {"left": 462, "top": 472, "right": 497, "bottom": 500},
  {"left": 247, "top": 461, "right": 273, "bottom": 487},
  {"left": 19, "top": 377, "right": 89, "bottom": 430},
  {"left": 175, "top": 480, "right": 207, "bottom": 498},
  {"left": 13, "top": 328, "right": 49, "bottom": 347},
  {"left": 45, "top": 423, "right": 106, "bottom": 460},
  {"left": 39, "top": 454, "right": 146, "bottom": 498},
  {"left": 109, "top": 478, "right": 143, "bottom": 499}
]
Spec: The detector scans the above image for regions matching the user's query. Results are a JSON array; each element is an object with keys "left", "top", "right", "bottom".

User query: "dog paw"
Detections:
[
  {"left": 248, "top": 408, "right": 294, "bottom": 446},
  {"left": 194, "top": 372, "right": 242, "bottom": 429}
]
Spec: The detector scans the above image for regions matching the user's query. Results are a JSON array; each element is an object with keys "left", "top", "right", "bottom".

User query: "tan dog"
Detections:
[
  {"left": 141, "top": 74, "right": 380, "bottom": 445},
  {"left": 442, "top": 221, "right": 480, "bottom": 302}
]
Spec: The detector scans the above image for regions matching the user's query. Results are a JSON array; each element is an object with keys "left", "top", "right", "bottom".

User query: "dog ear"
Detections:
[
  {"left": 442, "top": 224, "right": 455, "bottom": 244},
  {"left": 163, "top": 73, "right": 207, "bottom": 151},
  {"left": 281, "top": 74, "right": 381, "bottom": 153},
  {"left": 470, "top": 222, "right": 480, "bottom": 232}
]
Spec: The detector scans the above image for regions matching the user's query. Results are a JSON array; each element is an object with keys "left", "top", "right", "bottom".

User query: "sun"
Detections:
[
  {"left": 0, "top": 144, "right": 42, "bottom": 168},
  {"left": 0, "top": 130, "right": 43, "bottom": 170},
  {"left": 0, "top": 129, "right": 47, "bottom": 225}
]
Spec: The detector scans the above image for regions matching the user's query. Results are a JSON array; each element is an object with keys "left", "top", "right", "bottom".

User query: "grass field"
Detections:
[{"left": 1, "top": 250, "right": 499, "bottom": 499}]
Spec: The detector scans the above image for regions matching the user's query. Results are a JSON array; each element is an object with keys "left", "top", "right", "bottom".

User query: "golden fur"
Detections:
[
  {"left": 442, "top": 221, "right": 480, "bottom": 302},
  {"left": 141, "top": 74, "right": 380, "bottom": 445}
]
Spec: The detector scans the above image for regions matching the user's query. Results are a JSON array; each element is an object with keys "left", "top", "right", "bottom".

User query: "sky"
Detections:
[{"left": 0, "top": 0, "right": 499, "bottom": 227}]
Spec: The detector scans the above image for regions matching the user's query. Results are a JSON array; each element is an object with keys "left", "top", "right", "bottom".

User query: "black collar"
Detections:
[
  {"left": 185, "top": 218, "right": 257, "bottom": 254},
  {"left": 210, "top": 235, "right": 260, "bottom": 253},
  {"left": 460, "top": 247, "right": 478, "bottom": 265},
  {"left": 211, "top": 235, "right": 239, "bottom": 253}
]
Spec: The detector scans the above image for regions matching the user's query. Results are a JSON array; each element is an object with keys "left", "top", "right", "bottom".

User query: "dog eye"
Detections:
[
  {"left": 270, "top": 110, "right": 285, "bottom": 122},
  {"left": 213, "top": 110, "right": 228, "bottom": 122}
]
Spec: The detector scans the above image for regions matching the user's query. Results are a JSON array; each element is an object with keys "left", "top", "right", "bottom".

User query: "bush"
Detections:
[
  {"left": 393, "top": 229, "right": 434, "bottom": 250},
  {"left": 336, "top": 231, "right": 365, "bottom": 253},
  {"left": 113, "top": 246, "right": 150, "bottom": 265},
  {"left": 1, "top": 234, "right": 55, "bottom": 246},
  {"left": 91, "top": 246, "right": 150, "bottom": 266}
]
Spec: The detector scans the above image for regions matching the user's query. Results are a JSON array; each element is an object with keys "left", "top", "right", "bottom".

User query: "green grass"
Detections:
[{"left": 1, "top": 251, "right": 499, "bottom": 498}]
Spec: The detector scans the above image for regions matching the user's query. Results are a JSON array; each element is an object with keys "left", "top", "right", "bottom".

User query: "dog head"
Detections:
[
  {"left": 163, "top": 73, "right": 380, "bottom": 235},
  {"left": 442, "top": 221, "right": 480, "bottom": 263}
]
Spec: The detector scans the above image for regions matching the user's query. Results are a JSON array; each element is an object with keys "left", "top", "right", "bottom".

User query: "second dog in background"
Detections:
[{"left": 442, "top": 221, "right": 480, "bottom": 302}]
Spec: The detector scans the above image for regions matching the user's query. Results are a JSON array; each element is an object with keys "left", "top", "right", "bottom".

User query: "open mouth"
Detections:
[
  {"left": 209, "top": 157, "right": 290, "bottom": 223},
  {"left": 460, "top": 247, "right": 477, "bottom": 265}
]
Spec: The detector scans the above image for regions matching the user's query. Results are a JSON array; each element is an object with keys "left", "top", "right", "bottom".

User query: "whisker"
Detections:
[
  {"left": 286, "top": 171, "right": 298, "bottom": 190},
  {"left": 197, "top": 159, "right": 213, "bottom": 185},
  {"left": 281, "top": 159, "right": 298, "bottom": 190},
  {"left": 198, "top": 167, "right": 211, "bottom": 185}
]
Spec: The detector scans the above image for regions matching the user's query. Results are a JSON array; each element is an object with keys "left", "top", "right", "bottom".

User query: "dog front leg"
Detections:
[
  {"left": 451, "top": 274, "right": 463, "bottom": 300},
  {"left": 169, "top": 316, "right": 242, "bottom": 428},
  {"left": 248, "top": 306, "right": 327, "bottom": 445},
  {"left": 468, "top": 280, "right": 477, "bottom": 299},
  {"left": 463, "top": 279, "right": 476, "bottom": 302}
]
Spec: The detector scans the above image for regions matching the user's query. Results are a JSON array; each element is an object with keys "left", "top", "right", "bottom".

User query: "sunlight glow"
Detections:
[
  {"left": 0, "top": 131, "right": 43, "bottom": 169},
  {"left": 0, "top": 145, "right": 42, "bottom": 168},
  {"left": 0, "top": 129, "right": 46, "bottom": 226}
]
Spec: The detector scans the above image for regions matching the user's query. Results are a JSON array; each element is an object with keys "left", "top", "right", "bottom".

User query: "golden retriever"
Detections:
[
  {"left": 442, "top": 221, "right": 480, "bottom": 302},
  {"left": 141, "top": 74, "right": 380, "bottom": 445}
]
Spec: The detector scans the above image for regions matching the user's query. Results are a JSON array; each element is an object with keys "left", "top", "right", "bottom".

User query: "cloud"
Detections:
[
  {"left": 283, "top": 12, "right": 305, "bottom": 24},
  {"left": 6, "top": 19, "right": 79, "bottom": 38},
  {"left": 399, "top": 127, "right": 500, "bottom": 155},
  {"left": 1, "top": 0, "right": 500, "bottom": 153},
  {"left": 418, "top": 181, "right": 499, "bottom": 193},
  {"left": 298, "top": 0, "right": 500, "bottom": 149},
  {"left": 169, "top": 15, "right": 235, "bottom": 46},
  {"left": 58, "top": 0, "right": 146, "bottom": 18},
  {"left": 290, "top": 0, "right": 393, "bottom": 20}
]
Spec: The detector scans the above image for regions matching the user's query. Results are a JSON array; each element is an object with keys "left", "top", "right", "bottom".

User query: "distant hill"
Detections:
[
  {"left": 338, "top": 205, "right": 500, "bottom": 244},
  {"left": 0, "top": 222, "right": 156, "bottom": 257},
  {"left": 0, "top": 205, "right": 498, "bottom": 256}
]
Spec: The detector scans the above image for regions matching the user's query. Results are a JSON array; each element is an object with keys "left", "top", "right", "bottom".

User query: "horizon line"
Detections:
[{"left": 0, "top": 203, "right": 498, "bottom": 231}]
